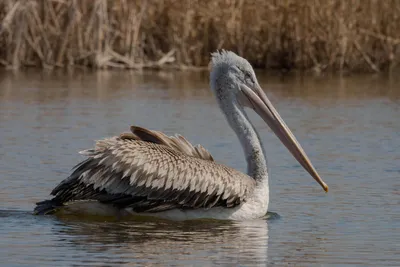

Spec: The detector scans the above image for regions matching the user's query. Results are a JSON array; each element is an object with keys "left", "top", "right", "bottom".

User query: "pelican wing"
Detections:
[
  {"left": 121, "top": 126, "right": 214, "bottom": 161},
  {"left": 48, "top": 126, "right": 255, "bottom": 213}
]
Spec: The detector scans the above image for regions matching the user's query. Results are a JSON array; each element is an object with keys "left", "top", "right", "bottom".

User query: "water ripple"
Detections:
[{"left": 0, "top": 71, "right": 399, "bottom": 266}]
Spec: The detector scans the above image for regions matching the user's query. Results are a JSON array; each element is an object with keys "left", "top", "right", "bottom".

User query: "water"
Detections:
[{"left": 0, "top": 69, "right": 399, "bottom": 266}]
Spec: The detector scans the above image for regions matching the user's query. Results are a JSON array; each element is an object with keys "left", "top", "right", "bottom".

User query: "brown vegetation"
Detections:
[{"left": 1, "top": 0, "right": 400, "bottom": 72}]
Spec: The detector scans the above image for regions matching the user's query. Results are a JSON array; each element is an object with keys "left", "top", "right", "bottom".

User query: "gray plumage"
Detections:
[
  {"left": 34, "top": 126, "right": 256, "bottom": 215},
  {"left": 34, "top": 50, "right": 266, "bottom": 216}
]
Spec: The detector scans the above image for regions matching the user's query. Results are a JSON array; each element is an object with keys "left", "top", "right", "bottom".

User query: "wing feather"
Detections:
[
  {"left": 129, "top": 126, "right": 214, "bottom": 161},
  {"left": 48, "top": 126, "right": 255, "bottom": 213}
]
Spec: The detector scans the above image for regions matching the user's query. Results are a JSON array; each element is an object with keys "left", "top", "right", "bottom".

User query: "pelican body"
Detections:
[{"left": 34, "top": 51, "right": 328, "bottom": 220}]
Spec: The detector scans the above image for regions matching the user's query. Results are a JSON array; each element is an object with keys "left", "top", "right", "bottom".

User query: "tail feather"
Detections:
[{"left": 34, "top": 199, "right": 63, "bottom": 215}]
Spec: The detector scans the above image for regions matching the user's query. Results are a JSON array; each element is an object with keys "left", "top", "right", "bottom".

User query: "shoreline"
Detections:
[{"left": 1, "top": 0, "right": 400, "bottom": 73}]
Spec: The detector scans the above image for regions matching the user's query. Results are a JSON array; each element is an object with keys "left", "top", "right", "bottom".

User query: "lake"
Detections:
[{"left": 0, "top": 69, "right": 399, "bottom": 266}]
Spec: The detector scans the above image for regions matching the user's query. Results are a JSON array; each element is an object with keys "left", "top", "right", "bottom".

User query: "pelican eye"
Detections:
[{"left": 244, "top": 71, "right": 254, "bottom": 84}]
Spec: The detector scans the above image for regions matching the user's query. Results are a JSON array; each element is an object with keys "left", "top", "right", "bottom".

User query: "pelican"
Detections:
[{"left": 34, "top": 50, "right": 328, "bottom": 220}]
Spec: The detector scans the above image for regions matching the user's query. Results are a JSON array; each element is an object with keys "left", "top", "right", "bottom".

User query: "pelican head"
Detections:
[{"left": 210, "top": 50, "right": 328, "bottom": 192}]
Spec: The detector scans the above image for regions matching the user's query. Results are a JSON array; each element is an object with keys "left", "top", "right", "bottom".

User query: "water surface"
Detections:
[{"left": 0, "top": 70, "right": 399, "bottom": 266}]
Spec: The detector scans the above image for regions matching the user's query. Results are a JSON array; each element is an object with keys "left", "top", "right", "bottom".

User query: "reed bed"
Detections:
[{"left": 1, "top": 0, "right": 400, "bottom": 72}]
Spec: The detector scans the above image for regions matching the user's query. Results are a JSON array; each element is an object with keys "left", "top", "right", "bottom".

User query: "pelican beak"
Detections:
[{"left": 240, "top": 83, "right": 328, "bottom": 192}]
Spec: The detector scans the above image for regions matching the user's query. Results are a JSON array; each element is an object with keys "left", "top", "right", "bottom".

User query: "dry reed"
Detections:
[{"left": 1, "top": 0, "right": 400, "bottom": 72}]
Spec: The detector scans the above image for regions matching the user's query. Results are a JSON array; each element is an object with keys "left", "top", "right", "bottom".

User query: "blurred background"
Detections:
[{"left": 1, "top": 0, "right": 400, "bottom": 72}]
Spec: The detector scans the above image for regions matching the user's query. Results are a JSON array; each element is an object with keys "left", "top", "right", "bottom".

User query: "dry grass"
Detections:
[{"left": 1, "top": 0, "right": 400, "bottom": 72}]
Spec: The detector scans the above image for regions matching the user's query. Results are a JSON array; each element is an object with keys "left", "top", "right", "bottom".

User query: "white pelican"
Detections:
[{"left": 34, "top": 50, "right": 328, "bottom": 220}]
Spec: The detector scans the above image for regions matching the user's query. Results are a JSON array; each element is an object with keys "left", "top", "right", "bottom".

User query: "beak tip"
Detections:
[{"left": 323, "top": 183, "right": 329, "bottom": 193}]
